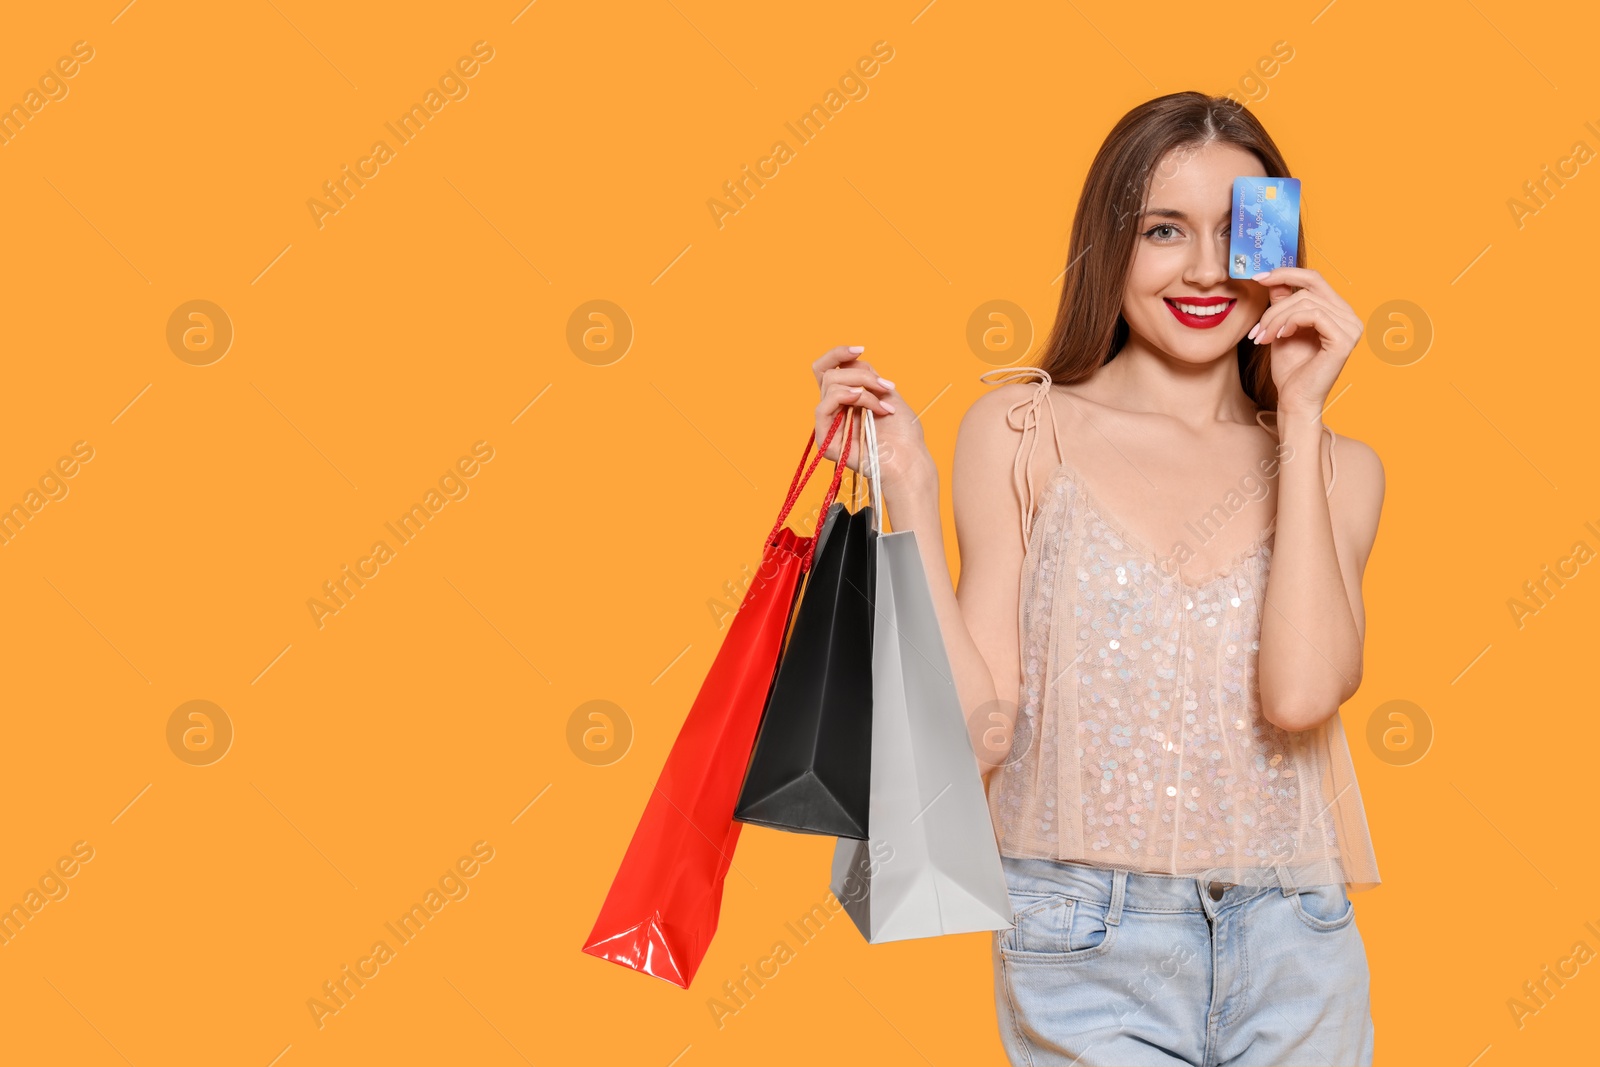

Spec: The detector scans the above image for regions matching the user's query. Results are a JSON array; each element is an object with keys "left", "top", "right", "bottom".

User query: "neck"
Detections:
[{"left": 1093, "top": 333, "right": 1262, "bottom": 428}]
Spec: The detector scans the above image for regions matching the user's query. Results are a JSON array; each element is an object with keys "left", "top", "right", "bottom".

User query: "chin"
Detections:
[
  {"left": 1173, "top": 348, "right": 1230, "bottom": 365},
  {"left": 1152, "top": 332, "right": 1237, "bottom": 364}
]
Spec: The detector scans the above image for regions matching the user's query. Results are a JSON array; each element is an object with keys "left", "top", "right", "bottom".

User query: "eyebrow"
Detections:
[{"left": 1142, "top": 207, "right": 1227, "bottom": 223}]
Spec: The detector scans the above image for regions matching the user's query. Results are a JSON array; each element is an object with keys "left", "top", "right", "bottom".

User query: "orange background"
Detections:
[{"left": 1, "top": 2, "right": 1596, "bottom": 1064}]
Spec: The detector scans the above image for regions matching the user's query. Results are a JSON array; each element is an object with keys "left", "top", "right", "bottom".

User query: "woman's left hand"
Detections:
[{"left": 1246, "top": 266, "right": 1363, "bottom": 418}]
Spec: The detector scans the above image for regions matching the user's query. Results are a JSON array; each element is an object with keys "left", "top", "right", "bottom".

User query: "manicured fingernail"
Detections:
[
  {"left": 1247, "top": 324, "right": 1258, "bottom": 340},
  {"left": 1274, "top": 326, "right": 1284, "bottom": 338},
  {"left": 881, "top": 402, "right": 896, "bottom": 414},
  {"left": 848, "top": 345, "right": 865, "bottom": 353},
  {"left": 877, "top": 376, "right": 894, "bottom": 390},
  {"left": 850, "top": 385, "right": 864, "bottom": 393},
  {"left": 1252, "top": 271, "right": 1271, "bottom": 280}
]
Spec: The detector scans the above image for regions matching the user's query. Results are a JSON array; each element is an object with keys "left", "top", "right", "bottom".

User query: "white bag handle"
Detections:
[
  {"left": 863, "top": 409, "right": 884, "bottom": 535},
  {"left": 851, "top": 410, "right": 865, "bottom": 512}
]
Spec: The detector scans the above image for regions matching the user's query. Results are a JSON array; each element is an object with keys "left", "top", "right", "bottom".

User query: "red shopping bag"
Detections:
[{"left": 582, "top": 409, "right": 857, "bottom": 988}]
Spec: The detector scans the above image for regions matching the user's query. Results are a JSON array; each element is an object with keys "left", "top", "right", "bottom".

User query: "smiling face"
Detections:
[{"left": 1121, "top": 140, "right": 1269, "bottom": 365}]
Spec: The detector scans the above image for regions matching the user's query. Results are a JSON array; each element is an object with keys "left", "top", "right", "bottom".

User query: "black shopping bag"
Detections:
[{"left": 734, "top": 430, "right": 877, "bottom": 839}]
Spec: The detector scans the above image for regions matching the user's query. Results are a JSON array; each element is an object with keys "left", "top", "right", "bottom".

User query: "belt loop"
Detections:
[
  {"left": 1106, "top": 868, "right": 1127, "bottom": 926},
  {"left": 1275, "top": 864, "right": 1296, "bottom": 897}
]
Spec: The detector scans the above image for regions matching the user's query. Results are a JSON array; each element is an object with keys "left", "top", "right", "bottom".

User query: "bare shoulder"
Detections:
[
  {"left": 954, "top": 380, "right": 1049, "bottom": 497},
  {"left": 956, "top": 381, "right": 1032, "bottom": 459},
  {"left": 1326, "top": 429, "right": 1385, "bottom": 568},
  {"left": 952, "top": 382, "right": 1035, "bottom": 550}
]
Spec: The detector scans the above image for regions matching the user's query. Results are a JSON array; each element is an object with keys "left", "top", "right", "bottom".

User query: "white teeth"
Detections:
[{"left": 1171, "top": 300, "right": 1229, "bottom": 316}]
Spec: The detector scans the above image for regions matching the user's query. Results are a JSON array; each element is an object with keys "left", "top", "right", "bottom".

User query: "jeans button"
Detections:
[{"left": 1207, "top": 881, "right": 1225, "bottom": 901}]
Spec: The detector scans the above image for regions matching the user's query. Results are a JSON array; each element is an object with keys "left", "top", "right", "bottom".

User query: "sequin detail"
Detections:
[{"left": 977, "top": 366, "right": 1381, "bottom": 890}]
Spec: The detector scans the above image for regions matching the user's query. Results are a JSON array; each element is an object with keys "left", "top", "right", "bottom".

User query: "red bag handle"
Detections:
[
  {"left": 767, "top": 407, "right": 855, "bottom": 571},
  {"left": 771, "top": 410, "right": 838, "bottom": 531}
]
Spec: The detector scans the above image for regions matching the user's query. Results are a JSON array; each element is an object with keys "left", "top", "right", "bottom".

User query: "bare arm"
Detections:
[
  {"left": 1256, "top": 414, "right": 1385, "bottom": 732},
  {"left": 885, "top": 391, "right": 1028, "bottom": 784},
  {"left": 1246, "top": 264, "right": 1385, "bottom": 733}
]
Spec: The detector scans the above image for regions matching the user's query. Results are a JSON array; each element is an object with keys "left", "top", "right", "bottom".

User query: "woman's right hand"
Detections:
[{"left": 812, "top": 346, "right": 931, "bottom": 491}]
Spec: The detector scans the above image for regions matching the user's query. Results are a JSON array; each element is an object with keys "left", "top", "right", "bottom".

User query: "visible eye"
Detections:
[{"left": 1142, "top": 223, "right": 1182, "bottom": 241}]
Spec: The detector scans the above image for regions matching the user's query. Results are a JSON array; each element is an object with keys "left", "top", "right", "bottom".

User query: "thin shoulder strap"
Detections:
[
  {"left": 1255, "top": 409, "right": 1337, "bottom": 498},
  {"left": 977, "top": 366, "right": 1063, "bottom": 549}
]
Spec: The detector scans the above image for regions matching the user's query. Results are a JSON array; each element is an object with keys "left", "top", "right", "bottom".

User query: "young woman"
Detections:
[{"left": 809, "top": 92, "right": 1382, "bottom": 1067}]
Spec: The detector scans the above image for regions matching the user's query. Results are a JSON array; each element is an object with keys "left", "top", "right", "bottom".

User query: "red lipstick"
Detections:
[{"left": 1163, "top": 296, "right": 1236, "bottom": 330}]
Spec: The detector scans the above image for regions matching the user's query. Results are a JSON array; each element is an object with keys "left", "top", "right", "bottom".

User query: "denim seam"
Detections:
[
  {"left": 1006, "top": 898, "right": 1215, "bottom": 916},
  {"left": 1219, "top": 902, "right": 1254, "bottom": 1029},
  {"left": 997, "top": 950, "right": 1037, "bottom": 1067},
  {"left": 1203, "top": 1017, "right": 1219, "bottom": 1067},
  {"left": 1201, "top": 877, "right": 1219, "bottom": 1067}
]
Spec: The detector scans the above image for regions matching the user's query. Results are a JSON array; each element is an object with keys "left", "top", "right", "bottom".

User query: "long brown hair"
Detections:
[{"left": 1035, "top": 92, "right": 1303, "bottom": 410}]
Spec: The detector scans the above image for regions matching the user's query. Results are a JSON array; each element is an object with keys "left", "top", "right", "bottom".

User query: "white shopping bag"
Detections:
[{"left": 829, "top": 409, "right": 1012, "bottom": 942}]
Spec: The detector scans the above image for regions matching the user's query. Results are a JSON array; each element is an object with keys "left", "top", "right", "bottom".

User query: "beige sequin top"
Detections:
[{"left": 978, "top": 367, "right": 1381, "bottom": 892}]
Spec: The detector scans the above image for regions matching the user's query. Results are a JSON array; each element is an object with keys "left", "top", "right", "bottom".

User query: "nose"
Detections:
[{"left": 1184, "top": 233, "right": 1230, "bottom": 288}]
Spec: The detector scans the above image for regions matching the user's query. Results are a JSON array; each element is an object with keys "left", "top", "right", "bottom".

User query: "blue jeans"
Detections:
[{"left": 992, "top": 856, "right": 1374, "bottom": 1066}]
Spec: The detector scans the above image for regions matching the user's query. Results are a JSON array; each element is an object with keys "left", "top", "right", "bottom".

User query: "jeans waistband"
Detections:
[{"left": 1001, "top": 856, "right": 1306, "bottom": 916}]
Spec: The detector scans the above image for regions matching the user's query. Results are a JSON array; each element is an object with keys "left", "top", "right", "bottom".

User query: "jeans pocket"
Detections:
[
  {"left": 1002, "top": 893, "right": 1118, "bottom": 961},
  {"left": 1004, "top": 893, "right": 1074, "bottom": 953},
  {"left": 1290, "top": 882, "right": 1355, "bottom": 931}
]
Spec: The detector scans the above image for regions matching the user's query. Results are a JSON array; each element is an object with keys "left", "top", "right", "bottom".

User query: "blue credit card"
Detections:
[{"left": 1229, "top": 176, "right": 1301, "bottom": 278}]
